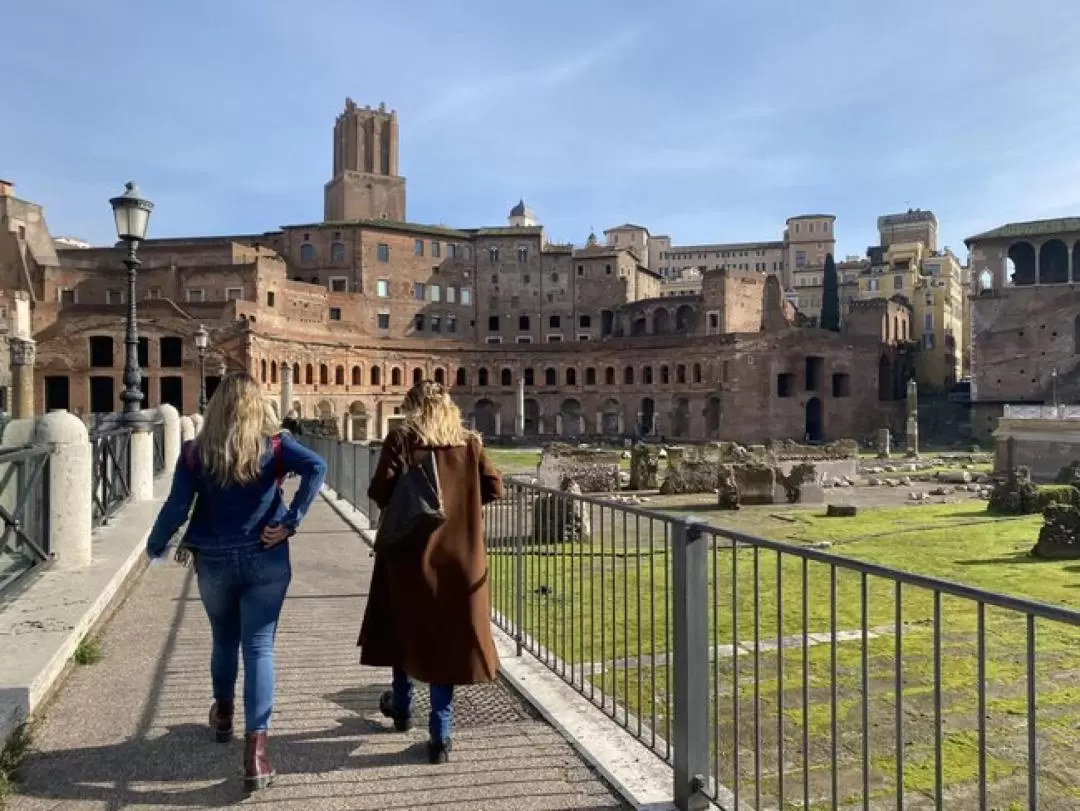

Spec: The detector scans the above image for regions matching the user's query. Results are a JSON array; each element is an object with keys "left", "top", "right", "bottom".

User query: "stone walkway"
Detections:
[{"left": 10, "top": 498, "right": 629, "bottom": 810}]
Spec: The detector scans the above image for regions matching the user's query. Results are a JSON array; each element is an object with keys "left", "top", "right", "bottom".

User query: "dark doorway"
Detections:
[
  {"left": 89, "top": 376, "right": 115, "bottom": 414},
  {"left": 805, "top": 397, "right": 823, "bottom": 442},
  {"left": 160, "top": 376, "right": 184, "bottom": 410},
  {"left": 44, "top": 376, "right": 71, "bottom": 411},
  {"left": 640, "top": 397, "right": 655, "bottom": 435}
]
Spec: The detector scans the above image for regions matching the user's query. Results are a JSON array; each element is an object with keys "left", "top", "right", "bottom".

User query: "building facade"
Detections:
[{"left": 4, "top": 100, "right": 908, "bottom": 444}]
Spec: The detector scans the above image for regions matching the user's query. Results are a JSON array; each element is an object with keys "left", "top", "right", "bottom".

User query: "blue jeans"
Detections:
[
  {"left": 392, "top": 667, "right": 455, "bottom": 741},
  {"left": 194, "top": 543, "right": 292, "bottom": 733}
]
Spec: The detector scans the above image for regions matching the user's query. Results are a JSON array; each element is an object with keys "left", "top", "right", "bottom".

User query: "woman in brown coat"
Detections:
[{"left": 358, "top": 380, "right": 504, "bottom": 763}]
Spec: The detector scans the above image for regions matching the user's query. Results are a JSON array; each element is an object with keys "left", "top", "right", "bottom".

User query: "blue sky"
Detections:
[{"left": 3, "top": 0, "right": 1080, "bottom": 258}]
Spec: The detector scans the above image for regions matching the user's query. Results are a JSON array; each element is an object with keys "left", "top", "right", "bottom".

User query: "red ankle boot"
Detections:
[
  {"left": 208, "top": 700, "right": 234, "bottom": 743},
  {"left": 244, "top": 732, "right": 274, "bottom": 792}
]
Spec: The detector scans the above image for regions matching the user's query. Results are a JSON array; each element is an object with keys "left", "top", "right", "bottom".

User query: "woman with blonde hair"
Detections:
[
  {"left": 359, "top": 379, "right": 504, "bottom": 764},
  {"left": 145, "top": 373, "right": 326, "bottom": 791}
]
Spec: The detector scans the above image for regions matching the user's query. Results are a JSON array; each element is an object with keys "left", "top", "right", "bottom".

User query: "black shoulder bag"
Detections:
[{"left": 373, "top": 448, "right": 446, "bottom": 557}]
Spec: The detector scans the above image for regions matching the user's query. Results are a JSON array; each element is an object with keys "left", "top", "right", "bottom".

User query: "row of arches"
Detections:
[
  {"left": 257, "top": 359, "right": 711, "bottom": 390},
  {"left": 627, "top": 303, "right": 697, "bottom": 337},
  {"left": 995, "top": 239, "right": 1080, "bottom": 287}
]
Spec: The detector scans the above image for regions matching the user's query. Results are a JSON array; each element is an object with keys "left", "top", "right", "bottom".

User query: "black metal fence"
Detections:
[
  {"left": 152, "top": 421, "right": 165, "bottom": 475},
  {"left": 0, "top": 445, "right": 51, "bottom": 594},
  {"left": 90, "top": 427, "right": 131, "bottom": 527},
  {"left": 314, "top": 435, "right": 1080, "bottom": 811},
  {"left": 300, "top": 436, "right": 381, "bottom": 522}
]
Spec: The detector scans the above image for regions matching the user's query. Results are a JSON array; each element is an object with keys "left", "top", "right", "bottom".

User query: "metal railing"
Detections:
[
  {"left": 300, "top": 436, "right": 382, "bottom": 523},
  {"left": 316, "top": 436, "right": 1080, "bottom": 811},
  {"left": 0, "top": 444, "right": 51, "bottom": 595},
  {"left": 152, "top": 421, "right": 165, "bottom": 475},
  {"left": 90, "top": 427, "right": 131, "bottom": 526}
]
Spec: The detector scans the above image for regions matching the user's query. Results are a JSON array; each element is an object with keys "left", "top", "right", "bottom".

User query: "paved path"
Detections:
[{"left": 10, "top": 498, "right": 628, "bottom": 810}]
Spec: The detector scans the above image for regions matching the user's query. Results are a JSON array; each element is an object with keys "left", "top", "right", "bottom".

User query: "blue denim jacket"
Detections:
[{"left": 145, "top": 433, "right": 327, "bottom": 557}]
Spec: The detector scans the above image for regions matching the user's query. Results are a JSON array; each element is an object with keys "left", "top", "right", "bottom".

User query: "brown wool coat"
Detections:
[{"left": 358, "top": 428, "right": 504, "bottom": 686}]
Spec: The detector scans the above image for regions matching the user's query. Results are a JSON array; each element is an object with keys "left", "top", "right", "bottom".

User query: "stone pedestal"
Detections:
[
  {"left": 191, "top": 414, "right": 204, "bottom": 435},
  {"left": 515, "top": 379, "right": 525, "bottom": 437},
  {"left": 10, "top": 338, "right": 35, "bottom": 419},
  {"left": 34, "top": 410, "right": 92, "bottom": 568},
  {"left": 130, "top": 428, "right": 155, "bottom": 502},
  {"left": 905, "top": 416, "right": 919, "bottom": 458},
  {"left": 157, "top": 404, "right": 181, "bottom": 473},
  {"left": 280, "top": 363, "right": 293, "bottom": 422},
  {"left": 493, "top": 411, "right": 502, "bottom": 436},
  {"left": 179, "top": 415, "right": 195, "bottom": 443},
  {"left": 556, "top": 414, "right": 563, "bottom": 435},
  {"left": 876, "top": 428, "right": 891, "bottom": 458}
]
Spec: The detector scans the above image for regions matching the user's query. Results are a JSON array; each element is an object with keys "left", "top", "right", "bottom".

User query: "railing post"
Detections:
[
  {"left": 672, "top": 518, "right": 710, "bottom": 811},
  {"left": 179, "top": 415, "right": 195, "bottom": 443},
  {"left": 157, "top": 404, "right": 181, "bottom": 472},
  {"left": 514, "top": 486, "right": 525, "bottom": 657},
  {"left": 34, "top": 410, "right": 91, "bottom": 568},
  {"left": 129, "top": 423, "right": 154, "bottom": 502}
]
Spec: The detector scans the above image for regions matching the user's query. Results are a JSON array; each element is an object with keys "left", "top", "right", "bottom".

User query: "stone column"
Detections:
[
  {"left": 579, "top": 415, "right": 586, "bottom": 436},
  {"left": 905, "top": 378, "right": 919, "bottom": 457},
  {"left": 876, "top": 428, "right": 891, "bottom": 458},
  {"left": 494, "top": 411, "right": 502, "bottom": 436},
  {"left": 1034, "top": 243, "right": 1041, "bottom": 285},
  {"left": 130, "top": 425, "right": 155, "bottom": 502},
  {"left": 515, "top": 378, "right": 525, "bottom": 437},
  {"left": 34, "top": 410, "right": 92, "bottom": 568},
  {"left": 595, "top": 411, "right": 603, "bottom": 434},
  {"left": 179, "top": 415, "right": 195, "bottom": 443},
  {"left": 280, "top": 362, "right": 293, "bottom": 421},
  {"left": 617, "top": 413, "right": 625, "bottom": 434},
  {"left": 157, "top": 404, "right": 181, "bottom": 472},
  {"left": 555, "top": 413, "right": 563, "bottom": 435},
  {"left": 10, "top": 338, "right": 36, "bottom": 419}
]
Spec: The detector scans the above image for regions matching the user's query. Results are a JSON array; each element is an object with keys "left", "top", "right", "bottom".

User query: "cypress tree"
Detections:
[{"left": 821, "top": 252, "right": 840, "bottom": 332}]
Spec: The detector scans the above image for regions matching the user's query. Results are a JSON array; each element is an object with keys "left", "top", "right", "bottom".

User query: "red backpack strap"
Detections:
[{"left": 271, "top": 434, "right": 284, "bottom": 486}]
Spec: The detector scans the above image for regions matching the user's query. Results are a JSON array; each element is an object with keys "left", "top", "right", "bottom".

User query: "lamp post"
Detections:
[
  {"left": 195, "top": 325, "right": 209, "bottom": 414},
  {"left": 109, "top": 182, "right": 154, "bottom": 422}
]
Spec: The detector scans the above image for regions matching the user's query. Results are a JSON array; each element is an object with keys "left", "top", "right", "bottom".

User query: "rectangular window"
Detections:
[
  {"left": 414, "top": 239, "right": 424, "bottom": 256},
  {"left": 267, "top": 291, "right": 276, "bottom": 307},
  {"left": 329, "top": 307, "right": 342, "bottom": 321},
  {"left": 376, "top": 279, "right": 390, "bottom": 298},
  {"left": 446, "top": 316, "right": 457, "bottom": 333},
  {"left": 414, "top": 314, "right": 425, "bottom": 331},
  {"left": 488, "top": 315, "right": 500, "bottom": 331},
  {"left": 516, "top": 336, "right": 532, "bottom": 344},
  {"left": 431, "top": 316, "right": 441, "bottom": 333},
  {"left": 893, "top": 275, "right": 904, "bottom": 290},
  {"left": 549, "top": 315, "right": 561, "bottom": 328},
  {"left": 924, "top": 332, "right": 935, "bottom": 350},
  {"left": 377, "top": 243, "right": 390, "bottom": 262},
  {"left": 460, "top": 288, "right": 472, "bottom": 306},
  {"left": 186, "top": 288, "right": 205, "bottom": 303},
  {"left": 519, "top": 315, "right": 530, "bottom": 330},
  {"left": 463, "top": 245, "right": 472, "bottom": 261},
  {"left": 147, "top": 288, "right": 161, "bottom": 300},
  {"left": 226, "top": 287, "right": 243, "bottom": 301},
  {"left": 546, "top": 335, "right": 563, "bottom": 343},
  {"left": 377, "top": 313, "right": 390, "bottom": 330},
  {"left": 485, "top": 336, "right": 502, "bottom": 344},
  {"left": 413, "top": 282, "right": 426, "bottom": 300},
  {"left": 577, "top": 334, "right": 590, "bottom": 342},
  {"left": 59, "top": 288, "right": 76, "bottom": 306},
  {"left": 106, "top": 290, "right": 124, "bottom": 305},
  {"left": 868, "top": 278, "right": 879, "bottom": 292},
  {"left": 795, "top": 251, "right": 807, "bottom": 268},
  {"left": 579, "top": 314, "right": 591, "bottom": 329},
  {"left": 777, "top": 373, "right": 794, "bottom": 397},
  {"left": 448, "top": 243, "right": 457, "bottom": 259},
  {"left": 447, "top": 285, "right": 456, "bottom": 303},
  {"left": 328, "top": 277, "right": 348, "bottom": 292},
  {"left": 430, "top": 284, "right": 441, "bottom": 302},
  {"left": 832, "top": 373, "right": 850, "bottom": 397},
  {"left": 431, "top": 241, "right": 441, "bottom": 258}
]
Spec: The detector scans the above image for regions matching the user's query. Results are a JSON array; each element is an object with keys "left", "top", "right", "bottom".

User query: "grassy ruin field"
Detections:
[{"left": 483, "top": 447, "right": 1080, "bottom": 808}]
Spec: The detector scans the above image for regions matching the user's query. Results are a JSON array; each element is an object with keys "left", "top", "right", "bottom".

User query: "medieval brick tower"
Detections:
[{"left": 323, "top": 98, "right": 407, "bottom": 222}]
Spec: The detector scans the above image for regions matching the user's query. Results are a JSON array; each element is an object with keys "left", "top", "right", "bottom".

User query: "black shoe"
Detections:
[
  {"left": 379, "top": 689, "right": 412, "bottom": 732},
  {"left": 427, "top": 738, "right": 452, "bottom": 764}
]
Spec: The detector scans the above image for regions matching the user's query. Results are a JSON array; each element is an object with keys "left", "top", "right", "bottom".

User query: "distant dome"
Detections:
[
  {"left": 507, "top": 199, "right": 538, "bottom": 226},
  {"left": 510, "top": 199, "right": 531, "bottom": 218}
]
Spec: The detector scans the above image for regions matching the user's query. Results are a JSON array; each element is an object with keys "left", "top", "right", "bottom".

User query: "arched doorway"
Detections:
[
  {"left": 672, "top": 397, "right": 690, "bottom": 437},
  {"left": 560, "top": 398, "right": 583, "bottom": 437},
  {"left": 1008, "top": 242, "right": 1036, "bottom": 285},
  {"left": 317, "top": 400, "right": 334, "bottom": 421},
  {"left": 675, "top": 305, "right": 696, "bottom": 333},
  {"left": 631, "top": 316, "right": 647, "bottom": 337},
  {"left": 524, "top": 398, "right": 540, "bottom": 434},
  {"left": 1040, "top": 239, "right": 1069, "bottom": 284},
  {"left": 652, "top": 309, "right": 670, "bottom": 335},
  {"left": 805, "top": 397, "right": 823, "bottom": 442},
  {"left": 349, "top": 401, "right": 369, "bottom": 441},
  {"left": 640, "top": 397, "right": 655, "bottom": 435},
  {"left": 474, "top": 399, "right": 497, "bottom": 435},
  {"left": 602, "top": 398, "right": 621, "bottom": 435},
  {"left": 705, "top": 396, "right": 722, "bottom": 438}
]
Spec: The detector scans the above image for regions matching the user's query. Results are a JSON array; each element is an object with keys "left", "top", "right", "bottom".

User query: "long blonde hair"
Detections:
[
  {"left": 196, "top": 372, "right": 279, "bottom": 486},
  {"left": 402, "top": 380, "right": 475, "bottom": 447}
]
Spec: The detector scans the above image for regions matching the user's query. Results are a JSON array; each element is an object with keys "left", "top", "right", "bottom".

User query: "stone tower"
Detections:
[{"left": 323, "top": 98, "right": 407, "bottom": 222}]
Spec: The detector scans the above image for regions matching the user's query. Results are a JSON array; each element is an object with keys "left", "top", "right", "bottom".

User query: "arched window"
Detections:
[
  {"left": 643, "top": 366, "right": 653, "bottom": 385},
  {"left": 456, "top": 367, "right": 467, "bottom": 386},
  {"left": 624, "top": 366, "right": 635, "bottom": 385},
  {"left": 434, "top": 368, "right": 445, "bottom": 384},
  {"left": 270, "top": 361, "right": 278, "bottom": 384},
  {"left": 391, "top": 367, "right": 402, "bottom": 386},
  {"left": 335, "top": 365, "right": 345, "bottom": 385},
  {"left": 478, "top": 368, "right": 489, "bottom": 386},
  {"left": 661, "top": 365, "right": 670, "bottom": 384},
  {"left": 693, "top": 363, "right": 702, "bottom": 384},
  {"left": 676, "top": 364, "right": 687, "bottom": 384},
  {"left": 371, "top": 366, "right": 381, "bottom": 386},
  {"left": 260, "top": 359, "right": 267, "bottom": 382},
  {"left": 293, "top": 363, "right": 300, "bottom": 384},
  {"left": 545, "top": 368, "right": 557, "bottom": 386},
  {"left": 605, "top": 366, "right": 615, "bottom": 385},
  {"left": 330, "top": 242, "right": 346, "bottom": 262},
  {"left": 352, "top": 365, "right": 362, "bottom": 385},
  {"left": 305, "top": 364, "right": 314, "bottom": 385},
  {"left": 501, "top": 368, "right": 512, "bottom": 386},
  {"left": 319, "top": 364, "right": 329, "bottom": 385},
  {"left": 566, "top": 368, "right": 577, "bottom": 386},
  {"left": 300, "top": 243, "right": 316, "bottom": 263},
  {"left": 413, "top": 368, "right": 423, "bottom": 385},
  {"left": 585, "top": 367, "right": 596, "bottom": 385}
]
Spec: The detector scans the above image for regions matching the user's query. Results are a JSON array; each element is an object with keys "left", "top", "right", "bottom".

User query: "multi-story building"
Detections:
[
  {"left": 2, "top": 100, "right": 909, "bottom": 444},
  {"left": 789, "top": 257, "right": 866, "bottom": 325}
]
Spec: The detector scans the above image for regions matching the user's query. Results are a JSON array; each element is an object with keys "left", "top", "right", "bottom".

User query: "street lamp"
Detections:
[
  {"left": 109, "top": 182, "right": 154, "bottom": 421},
  {"left": 194, "top": 325, "right": 209, "bottom": 414}
]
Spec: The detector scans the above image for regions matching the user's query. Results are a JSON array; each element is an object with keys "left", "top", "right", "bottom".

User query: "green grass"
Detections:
[
  {"left": 489, "top": 500, "right": 1080, "bottom": 807},
  {"left": 0, "top": 722, "right": 35, "bottom": 807},
  {"left": 485, "top": 448, "right": 543, "bottom": 475},
  {"left": 72, "top": 636, "right": 103, "bottom": 666}
]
